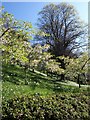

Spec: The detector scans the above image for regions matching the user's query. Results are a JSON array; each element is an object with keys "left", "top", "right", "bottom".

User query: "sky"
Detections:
[
  {"left": 2, "top": 2, "right": 88, "bottom": 28},
  {"left": 1, "top": 0, "right": 90, "bottom": 2}
]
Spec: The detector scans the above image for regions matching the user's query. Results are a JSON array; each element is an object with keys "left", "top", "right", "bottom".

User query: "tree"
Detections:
[
  {"left": 27, "top": 44, "right": 51, "bottom": 72},
  {"left": 36, "top": 3, "right": 87, "bottom": 57},
  {"left": 59, "top": 53, "right": 89, "bottom": 88},
  {"left": 0, "top": 6, "right": 34, "bottom": 84},
  {"left": 27, "top": 44, "right": 42, "bottom": 72},
  {"left": 0, "top": 6, "right": 33, "bottom": 65},
  {"left": 0, "top": 6, "right": 32, "bottom": 40},
  {"left": 45, "top": 59, "right": 65, "bottom": 78}
]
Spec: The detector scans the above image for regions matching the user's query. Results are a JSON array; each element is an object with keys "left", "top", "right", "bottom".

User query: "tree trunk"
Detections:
[{"left": 61, "top": 74, "right": 64, "bottom": 81}]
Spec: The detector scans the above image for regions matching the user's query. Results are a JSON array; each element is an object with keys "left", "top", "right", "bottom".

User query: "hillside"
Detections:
[{"left": 2, "top": 64, "right": 89, "bottom": 103}]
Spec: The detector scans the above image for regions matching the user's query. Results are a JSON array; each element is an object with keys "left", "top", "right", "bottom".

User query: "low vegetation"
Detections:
[{"left": 2, "top": 93, "right": 89, "bottom": 120}]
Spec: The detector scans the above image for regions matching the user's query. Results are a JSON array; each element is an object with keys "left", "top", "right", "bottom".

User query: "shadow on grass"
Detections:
[{"left": 3, "top": 64, "right": 83, "bottom": 93}]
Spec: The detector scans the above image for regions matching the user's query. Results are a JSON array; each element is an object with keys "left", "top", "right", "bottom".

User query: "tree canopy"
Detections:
[{"left": 35, "top": 3, "right": 87, "bottom": 57}]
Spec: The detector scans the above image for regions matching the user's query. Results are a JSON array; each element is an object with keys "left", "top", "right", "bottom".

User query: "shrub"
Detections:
[{"left": 2, "top": 93, "right": 89, "bottom": 120}]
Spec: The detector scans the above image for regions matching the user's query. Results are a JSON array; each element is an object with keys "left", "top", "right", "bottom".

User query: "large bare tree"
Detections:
[{"left": 36, "top": 3, "right": 87, "bottom": 57}]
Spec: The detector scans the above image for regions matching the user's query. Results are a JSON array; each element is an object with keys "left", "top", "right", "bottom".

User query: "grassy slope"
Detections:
[{"left": 2, "top": 64, "right": 89, "bottom": 102}]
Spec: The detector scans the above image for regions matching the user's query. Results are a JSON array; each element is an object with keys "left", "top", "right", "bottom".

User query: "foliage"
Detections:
[
  {"left": 59, "top": 53, "right": 89, "bottom": 84},
  {"left": 45, "top": 59, "right": 65, "bottom": 76},
  {"left": 0, "top": 6, "right": 33, "bottom": 66},
  {"left": 2, "top": 93, "right": 89, "bottom": 120}
]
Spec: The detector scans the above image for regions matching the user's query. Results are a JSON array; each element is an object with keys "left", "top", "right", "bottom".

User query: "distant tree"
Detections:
[{"left": 36, "top": 3, "right": 87, "bottom": 57}]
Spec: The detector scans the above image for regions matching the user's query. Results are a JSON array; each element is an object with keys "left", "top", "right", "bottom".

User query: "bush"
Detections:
[{"left": 2, "top": 93, "right": 89, "bottom": 120}]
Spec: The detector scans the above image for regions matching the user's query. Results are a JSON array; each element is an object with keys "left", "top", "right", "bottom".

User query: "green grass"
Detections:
[
  {"left": 2, "top": 81, "right": 54, "bottom": 101},
  {"left": 2, "top": 63, "right": 89, "bottom": 102}
]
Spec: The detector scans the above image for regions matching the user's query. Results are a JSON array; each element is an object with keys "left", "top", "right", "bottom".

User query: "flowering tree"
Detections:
[
  {"left": 28, "top": 44, "right": 51, "bottom": 72},
  {"left": 58, "top": 53, "right": 89, "bottom": 87},
  {"left": 0, "top": 6, "right": 33, "bottom": 66}
]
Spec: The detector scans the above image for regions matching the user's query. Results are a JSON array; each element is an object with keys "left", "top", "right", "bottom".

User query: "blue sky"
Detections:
[{"left": 2, "top": 2, "right": 88, "bottom": 28}]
